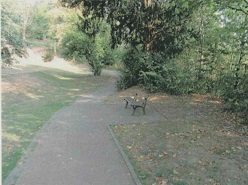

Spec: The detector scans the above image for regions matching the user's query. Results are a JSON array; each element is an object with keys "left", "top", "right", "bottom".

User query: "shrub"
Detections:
[
  {"left": 59, "top": 30, "right": 87, "bottom": 60},
  {"left": 116, "top": 48, "right": 143, "bottom": 90},
  {"left": 1, "top": 46, "right": 14, "bottom": 67},
  {"left": 116, "top": 50, "right": 183, "bottom": 94},
  {"left": 216, "top": 74, "right": 248, "bottom": 124},
  {"left": 42, "top": 47, "right": 54, "bottom": 62},
  {"left": 59, "top": 21, "right": 113, "bottom": 76}
]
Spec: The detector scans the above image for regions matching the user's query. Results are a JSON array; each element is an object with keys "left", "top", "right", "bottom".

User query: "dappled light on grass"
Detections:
[
  {"left": 25, "top": 92, "right": 44, "bottom": 99},
  {"left": 53, "top": 74, "right": 75, "bottom": 80},
  {"left": 2, "top": 133, "right": 20, "bottom": 142},
  {"left": 69, "top": 88, "right": 80, "bottom": 91},
  {"left": 1, "top": 75, "right": 43, "bottom": 94}
]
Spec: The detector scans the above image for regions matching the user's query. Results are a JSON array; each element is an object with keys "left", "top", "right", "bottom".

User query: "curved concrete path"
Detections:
[{"left": 4, "top": 75, "right": 164, "bottom": 185}]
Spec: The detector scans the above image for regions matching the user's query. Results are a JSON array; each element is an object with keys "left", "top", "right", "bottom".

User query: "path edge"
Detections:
[{"left": 108, "top": 125, "right": 142, "bottom": 185}]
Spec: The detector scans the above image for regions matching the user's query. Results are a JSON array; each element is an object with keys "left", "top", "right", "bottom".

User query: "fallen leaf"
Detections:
[
  {"left": 173, "top": 153, "right": 177, "bottom": 159},
  {"left": 127, "top": 146, "right": 132, "bottom": 150},
  {"left": 163, "top": 152, "right": 168, "bottom": 155},
  {"left": 137, "top": 155, "right": 144, "bottom": 162},
  {"left": 225, "top": 150, "right": 231, "bottom": 154},
  {"left": 160, "top": 179, "right": 168, "bottom": 185}
]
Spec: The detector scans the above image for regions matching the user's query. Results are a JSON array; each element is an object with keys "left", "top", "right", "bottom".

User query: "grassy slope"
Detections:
[{"left": 2, "top": 69, "right": 110, "bottom": 180}]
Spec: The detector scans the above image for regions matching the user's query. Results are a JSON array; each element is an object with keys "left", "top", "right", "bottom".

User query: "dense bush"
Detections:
[
  {"left": 59, "top": 30, "right": 87, "bottom": 61},
  {"left": 116, "top": 48, "right": 145, "bottom": 90},
  {"left": 216, "top": 74, "right": 248, "bottom": 124},
  {"left": 59, "top": 21, "right": 113, "bottom": 75},
  {"left": 1, "top": 0, "right": 26, "bottom": 67},
  {"left": 42, "top": 47, "right": 54, "bottom": 62},
  {"left": 117, "top": 50, "right": 192, "bottom": 94},
  {"left": 1, "top": 46, "right": 14, "bottom": 67}
]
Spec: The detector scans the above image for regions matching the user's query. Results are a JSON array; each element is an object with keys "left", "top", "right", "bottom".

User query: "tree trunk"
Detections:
[
  {"left": 197, "top": 5, "right": 205, "bottom": 80},
  {"left": 22, "top": 5, "right": 31, "bottom": 46},
  {"left": 234, "top": 45, "right": 244, "bottom": 89}
]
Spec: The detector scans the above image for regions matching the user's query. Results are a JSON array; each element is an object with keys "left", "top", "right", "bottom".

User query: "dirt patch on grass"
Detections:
[
  {"left": 2, "top": 73, "right": 46, "bottom": 95},
  {"left": 110, "top": 86, "right": 248, "bottom": 185}
]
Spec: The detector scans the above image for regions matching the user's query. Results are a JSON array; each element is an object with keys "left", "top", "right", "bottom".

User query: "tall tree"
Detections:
[{"left": 21, "top": 4, "right": 32, "bottom": 44}]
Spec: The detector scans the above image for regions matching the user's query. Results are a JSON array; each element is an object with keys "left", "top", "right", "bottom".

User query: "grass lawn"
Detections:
[
  {"left": 2, "top": 69, "right": 110, "bottom": 181},
  {"left": 109, "top": 88, "right": 248, "bottom": 185},
  {"left": 26, "top": 39, "right": 54, "bottom": 48}
]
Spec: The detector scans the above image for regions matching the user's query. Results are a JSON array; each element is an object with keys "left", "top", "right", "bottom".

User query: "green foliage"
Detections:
[
  {"left": 216, "top": 74, "right": 248, "bottom": 124},
  {"left": 42, "top": 47, "right": 54, "bottom": 62},
  {"left": 26, "top": 4, "right": 50, "bottom": 40},
  {"left": 1, "top": 0, "right": 25, "bottom": 66},
  {"left": 116, "top": 48, "right": 142, "bottom": 90},
  {"left": 89, "top": 22, "right": 112, "bottom": 75},
  {"left": 1, "top": 46, "right": 14, "bottom": 67},
  {"left": 140, "top": 56, "right": 180, "bottom": 94},
  {"left": 117, "top": 50, "right": 190, "bottom": 94},
  {"left": 59, "top": 18, "right": 112, "bottom": 75},
  {"left": 61, "top": 0, "right": 199, "bottom": 54},
  {"left": 59, "top": 29, "right": 87, "bottom": 61}
]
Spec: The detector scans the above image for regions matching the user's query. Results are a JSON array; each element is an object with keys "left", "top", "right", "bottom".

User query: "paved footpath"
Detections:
[{"left": 4, "top": 76, "right": 164, "bottom": 185}]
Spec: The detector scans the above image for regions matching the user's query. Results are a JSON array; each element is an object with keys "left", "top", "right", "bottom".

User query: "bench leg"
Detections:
[
  {"left": 125, "top": 101, "right": 128, "bottom": 108},
  {"left": 132, "top": 106, "right": 137, "bottom": 116}
]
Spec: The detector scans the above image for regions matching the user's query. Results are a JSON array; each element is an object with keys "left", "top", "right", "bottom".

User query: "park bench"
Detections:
[{"left": 124, "top": 94, "right": 149, "bottom": 116}]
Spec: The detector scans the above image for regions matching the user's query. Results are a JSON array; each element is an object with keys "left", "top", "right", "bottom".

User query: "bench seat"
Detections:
[{"left": 124, "top": 94, "right": 149, "bottom": 116}]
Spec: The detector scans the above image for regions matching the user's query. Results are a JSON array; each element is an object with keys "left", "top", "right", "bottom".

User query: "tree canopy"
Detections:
[{"left": 60, "top": 0, "right": 201, "bottom": 57}]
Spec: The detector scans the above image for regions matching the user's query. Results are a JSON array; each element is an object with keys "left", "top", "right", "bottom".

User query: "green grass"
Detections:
[
  {"left": 2, "top": 69, "right": 110, "bottom": 181},
  {"left": 26, "top": 39, "right": 54, "bottom": 48}
]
